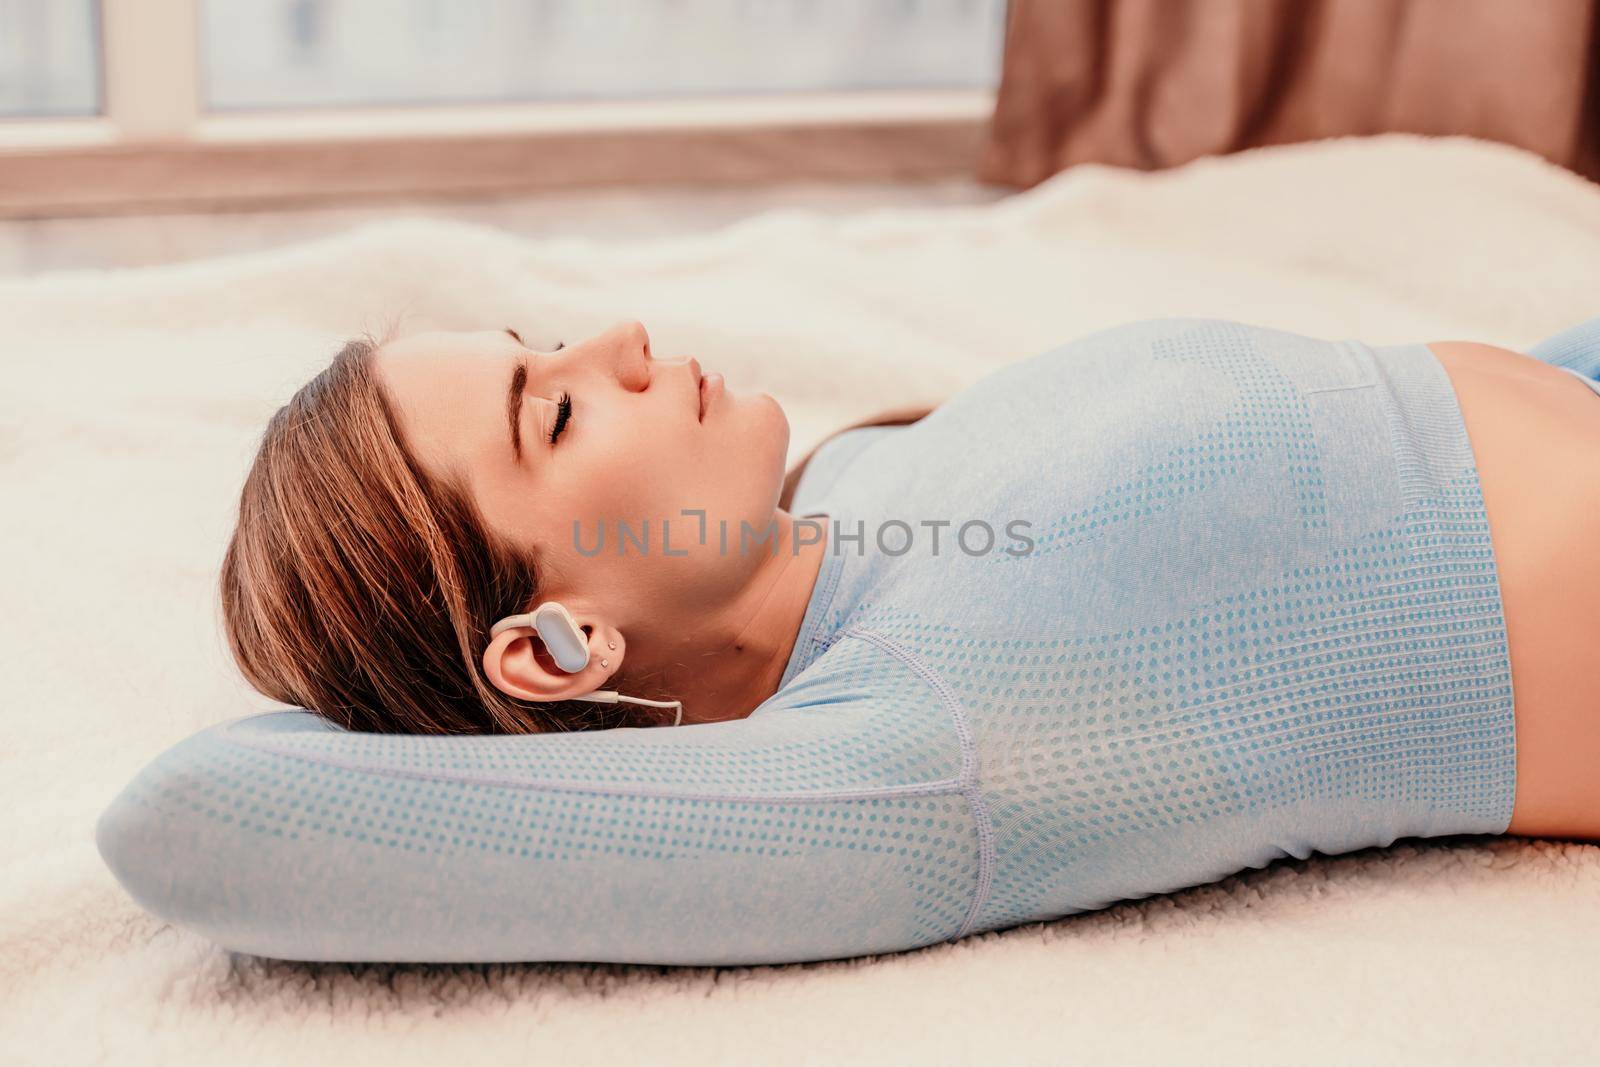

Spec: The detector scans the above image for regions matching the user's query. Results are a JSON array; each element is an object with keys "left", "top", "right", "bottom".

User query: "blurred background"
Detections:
[{"left": 0, "top": 0, "right": 1594, "bottom": 275}]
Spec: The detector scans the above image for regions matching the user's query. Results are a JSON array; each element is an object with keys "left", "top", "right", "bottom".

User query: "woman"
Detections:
[{"left": 220, "top": 312, "right": 1600, "bottom": 874}]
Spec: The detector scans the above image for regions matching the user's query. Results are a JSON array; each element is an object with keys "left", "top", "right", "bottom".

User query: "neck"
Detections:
[{"left": 654, "top": 511, "right": 829, "bottom": 725}]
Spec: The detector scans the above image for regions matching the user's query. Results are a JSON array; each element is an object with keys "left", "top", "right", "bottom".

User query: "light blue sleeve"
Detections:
[{"left": 94, "top": 633, "right": 981, "bottom": 966}]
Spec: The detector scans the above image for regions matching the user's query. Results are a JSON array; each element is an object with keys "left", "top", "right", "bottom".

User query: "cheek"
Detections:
[
  {"left": 601, "top": 421, "right": 711, "bottom": 515},
  {"left": 597, "top": 397, "right": 787, "bottom": 519}
]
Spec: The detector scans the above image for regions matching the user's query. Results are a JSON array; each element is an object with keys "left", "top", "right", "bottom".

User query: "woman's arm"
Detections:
[
  {"left": 779, "top": 404, "right": 935, "bottom": 512},
  {"left": 99, "top": 683, "right": 979, "bottom": 965}
]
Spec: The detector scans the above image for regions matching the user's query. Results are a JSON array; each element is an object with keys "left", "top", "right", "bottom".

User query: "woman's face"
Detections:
[{"left": 375, "top": 320, "right": 791, "bottom": 638}]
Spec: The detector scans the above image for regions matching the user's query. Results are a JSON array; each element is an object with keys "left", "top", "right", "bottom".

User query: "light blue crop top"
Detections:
[{"left": 96, "top": 317, "right": 1519, "bottom": 965}]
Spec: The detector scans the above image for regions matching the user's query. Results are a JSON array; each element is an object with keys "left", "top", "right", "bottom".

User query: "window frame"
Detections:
[{"left": 0, "top": 0, "right": 1001, "bottom": 216}]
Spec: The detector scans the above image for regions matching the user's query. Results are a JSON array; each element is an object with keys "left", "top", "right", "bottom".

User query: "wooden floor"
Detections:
[{"left": 0, "top": 178, "right": 1008, "bottom": 276}]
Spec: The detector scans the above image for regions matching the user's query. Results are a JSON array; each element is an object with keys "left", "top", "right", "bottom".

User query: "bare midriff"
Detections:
[{"left": 1426, "top": 340, "right": 1600, "bottom": 841}]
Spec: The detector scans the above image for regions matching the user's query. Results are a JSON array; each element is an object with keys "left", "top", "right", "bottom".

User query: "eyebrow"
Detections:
[{"left": 505, "top": 329, "right": 528, "bottom": 461}]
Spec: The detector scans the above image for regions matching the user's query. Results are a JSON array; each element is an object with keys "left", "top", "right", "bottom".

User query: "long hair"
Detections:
[{"left": 218, "top": 335, "right": 661, "bottom": 734}]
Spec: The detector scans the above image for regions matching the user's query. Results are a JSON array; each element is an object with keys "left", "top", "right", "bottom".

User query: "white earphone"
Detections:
[{"left": 490, "top": 602, "right": 683, "bottom": 727}]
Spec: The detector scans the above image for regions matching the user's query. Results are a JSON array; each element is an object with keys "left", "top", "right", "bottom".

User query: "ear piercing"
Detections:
[
  {"left": 607, "top": 642, "right": 616, "bottom": 650},
  {"left": 601, "top": 659, "right": 610, "bottom": 668}
]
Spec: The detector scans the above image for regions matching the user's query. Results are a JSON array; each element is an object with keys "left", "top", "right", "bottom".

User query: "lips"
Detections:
[{"left": 698, "top": 372, "right": 723, "bottom": 422}]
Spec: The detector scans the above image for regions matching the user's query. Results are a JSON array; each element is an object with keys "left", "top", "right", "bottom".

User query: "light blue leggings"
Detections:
[{"left": 1529, "top": 314, "right": 1600, "bottom": 397}]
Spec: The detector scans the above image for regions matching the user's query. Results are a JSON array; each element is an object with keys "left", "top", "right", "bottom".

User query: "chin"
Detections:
[
  {"left": 758, "top": 395, "right": 791, "bottom": 474},
  {"left": 759, "top": 391, "right": 789, "bottom": 441},
  {"left": 726, "top": 393, "right": 790, "bottom": 507}
]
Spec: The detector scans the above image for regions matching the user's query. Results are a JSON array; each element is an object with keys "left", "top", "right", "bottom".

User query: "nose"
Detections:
[
  {"left": 620, "top": 319, "right": 650, "bottom": 361},
  {"left": 587, "top": 319, "right": 653, "bottom": 392}
]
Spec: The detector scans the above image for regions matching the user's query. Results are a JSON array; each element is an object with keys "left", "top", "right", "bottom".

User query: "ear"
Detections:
[{"left": 481, "top": 612, "right": 626, "bottom": 703}]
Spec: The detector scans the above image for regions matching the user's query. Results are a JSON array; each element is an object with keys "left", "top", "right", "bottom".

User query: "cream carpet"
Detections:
[{"left": 3, "top": 132, "right": 1598, "bottom": 1065}]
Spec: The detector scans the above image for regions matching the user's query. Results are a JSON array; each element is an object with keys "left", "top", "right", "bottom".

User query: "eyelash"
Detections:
[
  {"left": 505, "top": 330, "right": 571, "bottom": 443},
  {"left": 548, "top": 392, "right": 572, "bottom": 444}
]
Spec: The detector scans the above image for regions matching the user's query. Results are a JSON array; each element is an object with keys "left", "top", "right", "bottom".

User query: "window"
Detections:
[
  {"left": 0, "top": 0, "right": 101, "bottom": 117},
  {"left": 200, "top": 0, "right": 1006, "bottom": 110},
  {"left": 0, "top": 0, "right": 1006, "bottom": 214}
]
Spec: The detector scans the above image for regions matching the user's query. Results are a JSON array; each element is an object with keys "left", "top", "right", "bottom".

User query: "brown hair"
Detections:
[{"left": 218, "top": 334, "right": 662, "bottom": 735}]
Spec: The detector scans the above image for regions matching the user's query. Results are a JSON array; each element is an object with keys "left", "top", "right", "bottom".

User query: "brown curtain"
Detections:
[{"left": 979, "top": 0, "right": 1600, "bottom": 187}]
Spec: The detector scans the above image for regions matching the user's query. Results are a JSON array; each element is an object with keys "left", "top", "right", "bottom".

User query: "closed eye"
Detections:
[
  {"left": 548, "top": 392, "right": 572, "bottom": 444},
  {"left": 504, "top": 328, "right": 571, "bottom": 454}
]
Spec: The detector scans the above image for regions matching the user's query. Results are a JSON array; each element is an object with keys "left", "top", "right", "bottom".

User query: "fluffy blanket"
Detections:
[{"left": 3, "top": 133, "right": 1599, "bottom": 1066}]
